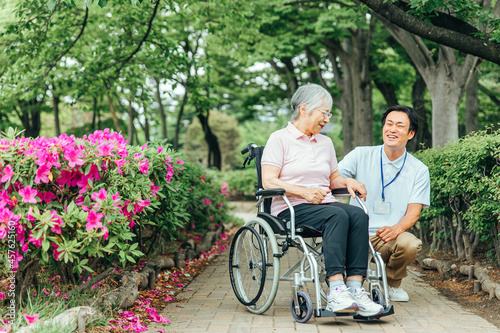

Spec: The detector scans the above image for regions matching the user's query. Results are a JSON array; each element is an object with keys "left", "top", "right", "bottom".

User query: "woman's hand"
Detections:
[{"left": 303, "top": 188, "right": 330, "bottom": 204}]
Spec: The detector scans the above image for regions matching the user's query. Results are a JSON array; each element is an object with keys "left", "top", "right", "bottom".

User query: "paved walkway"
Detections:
[{"left": 148, "top": 246, "right": 500, "bottom": 333}]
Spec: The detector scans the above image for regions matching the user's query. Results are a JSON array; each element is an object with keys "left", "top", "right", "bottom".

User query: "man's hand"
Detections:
[
  {"left": 345, "top": 178, "right": 367, "bottom": 201},
  {"left": 376, "top": 225, "right": 404, "bottom": 242},
  {"left": 303, "top": 188, "right": 329, "bottom": 204}
]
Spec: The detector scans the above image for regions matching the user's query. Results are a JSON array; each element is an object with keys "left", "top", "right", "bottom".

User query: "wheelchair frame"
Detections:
[{"left": 229, "top": 143, "right": 394, "bottom": 323}]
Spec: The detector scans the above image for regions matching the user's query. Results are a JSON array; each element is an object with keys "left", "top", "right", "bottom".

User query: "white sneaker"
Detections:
[
  {"left": 389, "top": 286, "right": 409, "bottom": 302},
  {"left": 326, "top": 285, "right": 359, "bottom": 313},
  {"left": 351, "top": 287, "right": 384, "bottom": 317}
]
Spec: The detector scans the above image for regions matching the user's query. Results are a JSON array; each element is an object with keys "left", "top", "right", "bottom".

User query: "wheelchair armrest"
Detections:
[
  {"left": 331, "top": 188, "right": 350, "bottom": 196},
  {"left": 256, "top": 189, "right": 285, "bottom": 197}
]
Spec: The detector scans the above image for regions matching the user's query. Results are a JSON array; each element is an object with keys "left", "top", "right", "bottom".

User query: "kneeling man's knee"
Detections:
[{"left": 397, "top": 232, "right": 422, "bottom": 259}]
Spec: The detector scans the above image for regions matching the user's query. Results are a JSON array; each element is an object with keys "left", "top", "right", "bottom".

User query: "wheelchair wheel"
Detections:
[
  {"left": 290, "top": 291, "right": 313, "bottom": 323},
  {"left": 229, "top": 217, "right": 280, "bottom": 314},
  {"left": 371, "top": 287, "right": 385, "bottom": 307}
]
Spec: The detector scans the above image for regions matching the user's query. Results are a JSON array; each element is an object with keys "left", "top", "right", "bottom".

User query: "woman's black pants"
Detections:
[{"left": 278, "top": 202, "right": 369, "bottom": 278}]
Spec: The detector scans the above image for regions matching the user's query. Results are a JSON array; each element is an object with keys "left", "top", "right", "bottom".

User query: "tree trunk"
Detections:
[
  {"left": 92, "top": 97, "right": 98, "bottom": 130},
  {"left": 128, "top": 94, "right": 135, "bottom": 144},
  {"left": 374, "top": 78, "right": 398, "bottom": 107},
  {"left": 53, "top": 94, "right": 61, "bottom": 137},
  {"left": 323, "top": 22, "right": 375, "bottom": 153},
  {"left": 144, "top": 111, "right": 150, "bottom": 142},
  {"left": 106, "top": 93, "right": 122, "bottom": 133},
  {"left": 377, "top": 21, "right": 479, "bottom": 148},
  {"left": 348, "top": 30, "right": 374, "bottom": 148},
  {"left": 174, "top": 91, "right": 188, "bottom": 150},
  {"left": 408, "top": 71, "right": 432, "bottom": 151},
  {"left": 197, "top": 110, "right": 221, "bottom": 170},
  {"left": 154, "top": 77, "right": 167, "bottom": 139},
  {"left": 465, "top": 66, "right": 479, "bottom": 135},
  {"left": 17, "top": 99, "right": 42, "bottom": 138}
]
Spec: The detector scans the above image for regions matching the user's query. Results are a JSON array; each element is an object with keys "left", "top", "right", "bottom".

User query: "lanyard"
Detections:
[{"left": 380, "top": 147, "right": 407, "bottom": 201}]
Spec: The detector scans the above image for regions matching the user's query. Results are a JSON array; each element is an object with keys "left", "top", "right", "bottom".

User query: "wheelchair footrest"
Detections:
[
  {"left": 315, "top": 308, "right": 358, "bottom": 318},
  {"left": 353, "top": 304, "right": 394, "bottom": 320}
]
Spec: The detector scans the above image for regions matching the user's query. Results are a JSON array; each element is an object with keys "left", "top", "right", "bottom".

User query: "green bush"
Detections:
[
  {"left": 415, "top": 128, "right": 500, "bottom": 264},
  {"left": 221, "top": 168, "right": 257, "bottom": 200}
]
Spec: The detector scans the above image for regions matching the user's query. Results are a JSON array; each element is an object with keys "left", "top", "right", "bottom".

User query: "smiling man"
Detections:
[{"left": 338, "top": 105, "right": 431, "bottom": 302}]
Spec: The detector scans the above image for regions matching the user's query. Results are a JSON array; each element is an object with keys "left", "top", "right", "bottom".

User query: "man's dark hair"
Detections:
[{"left": 381, "top": 105, "right": 419, "bottom": 135}]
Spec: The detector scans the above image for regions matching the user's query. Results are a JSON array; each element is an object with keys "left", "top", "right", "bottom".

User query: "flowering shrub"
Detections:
[
  {"left": 0, "top": 128, "right": 186, "bottom": 276},
  {"left": 179, "top": 163, "right": 232, "bottom": 233}
]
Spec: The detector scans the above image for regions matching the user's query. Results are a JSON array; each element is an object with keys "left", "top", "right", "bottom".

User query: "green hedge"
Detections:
[{"left": 415, "top": 128, "right": 500, "bottom": 265}]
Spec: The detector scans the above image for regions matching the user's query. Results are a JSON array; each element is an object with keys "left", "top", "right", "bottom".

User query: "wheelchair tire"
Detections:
[
  {"left": 290, "top": 291, "right": 313, "bottom": 323},
  {"left": 371, "top": 287, "right": 385, "bottom": 307},
  {"left": 229, "top": 217, "right": 280, "bottom": 314}
]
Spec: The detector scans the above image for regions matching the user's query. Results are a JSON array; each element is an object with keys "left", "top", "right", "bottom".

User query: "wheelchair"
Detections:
[{"left": 229, "top": 143, "right": 394, "bottom": 323}]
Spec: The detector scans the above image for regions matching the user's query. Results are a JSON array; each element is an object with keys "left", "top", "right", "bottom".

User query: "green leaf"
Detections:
[
  {"left": 82, "top": 265, "right": 94, "bottom": 273},
  {"left": 48, "top": 0, "right": 57, "bottom": 11},
  {"left": 42, "top": 239, "right": 50, "bottom": 252},
  {"left": 98, "top": 0, "right": 109, "bottom": 7}
]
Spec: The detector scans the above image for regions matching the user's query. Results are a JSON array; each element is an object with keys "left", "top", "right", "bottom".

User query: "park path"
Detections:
[{"left": 146, "top": 202, "right": 500, "bottom": 333}]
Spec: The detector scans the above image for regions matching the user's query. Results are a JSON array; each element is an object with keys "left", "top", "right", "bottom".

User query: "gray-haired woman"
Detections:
[{"left": 261, "top": 83, "right": 383, "bottom": 316}]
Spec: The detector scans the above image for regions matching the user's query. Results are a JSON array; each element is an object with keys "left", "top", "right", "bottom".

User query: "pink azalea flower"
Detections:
[
  {"left": 97, "top": 143, "right": 114, "bottom": 156},
  {"left": 176, "top": 158, "right": 184, "bottom": 165},
  {"left": 19, "top": 186, "right": 38, "bottom": 204},
  {"left": 28, "top": 234, "right": 42, "bottom": 247},
  {"left": 115, "top": 159, "right": 126, "bottom": 174},
  {"left": 139, "top": 159, "right": 150, "bottom": 175},
  {"left": 203, "top": 198, "right": 212, "bottom": 205},
  {"left": 11, "top": 250, "right": 23, "bottom": 272},
  {"left": 37, "top": 191, "right": 57, "bottom": 204},
  {"left": 221, "top": 181, "right": 229, "bottom": 193},
  {"left": 102, "top": 226, "right": 109, "bottom": 240},
  {"left": 86, "top": 210, "right": 103, "bottom": 230},
  {"left": 91, "top": 188, "right": 108, "bottom": 202},
  {"left": 64, "top": 147, "right": 85, "bottom": 168},
  {"left": 150, "top": 183, "right": 160, "bottom": 194},
  {"left": 0, "top": 225, "right": 5, "bottom": 239},
  {"left": 52, "top": 243, "right": 63, "bottom": 261},
  {"left": 0, "top": 292, "right": 5, "bottom": 300},
  {"left": 165, "top": 155, "right": 172, "bottom": 163},
  {"left": 49, "top": 211, "right": 64, "bottom": 234},
  {"left": 25, "top": 314, "right": 40, "bottom": 325},
  {"left": 209, "top": 215, "right": 214, "bottom": 221},
  {"left": 35, "top": 164, "right": 51, "bottom": 184},
  {"left": 0, "top": 165, "right": 13, "bottom": 183},
  {"left": 157, "top": 147, "right": 164, "bottom": 153}
]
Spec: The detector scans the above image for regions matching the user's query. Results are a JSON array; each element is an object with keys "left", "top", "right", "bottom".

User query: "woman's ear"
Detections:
[{"left": 299, "top": 104, "right": 307, "bottom": 117}]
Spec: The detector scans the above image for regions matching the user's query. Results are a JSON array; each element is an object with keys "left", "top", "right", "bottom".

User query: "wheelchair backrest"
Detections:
[{"left": 241, "top": 143, "right": 272, "bottom": 214}]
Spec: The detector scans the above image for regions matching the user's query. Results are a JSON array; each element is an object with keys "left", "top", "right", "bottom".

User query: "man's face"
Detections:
[{"left": 382, "top": 111, "right": 415, "bottom": 148}]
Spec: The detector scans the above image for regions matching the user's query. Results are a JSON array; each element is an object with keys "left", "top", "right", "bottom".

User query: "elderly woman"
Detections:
[{"left": 261, "top": 83, "right": 383, "bottom": 316}]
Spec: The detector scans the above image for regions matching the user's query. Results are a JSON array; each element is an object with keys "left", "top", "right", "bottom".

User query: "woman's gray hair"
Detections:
[{"left": 290, "top": 83, "right": 333, "bottom": 120}]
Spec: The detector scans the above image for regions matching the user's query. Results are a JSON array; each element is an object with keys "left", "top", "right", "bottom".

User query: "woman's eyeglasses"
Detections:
[{"left": 317, "top": 109, "right": 332, "bottom": 119}]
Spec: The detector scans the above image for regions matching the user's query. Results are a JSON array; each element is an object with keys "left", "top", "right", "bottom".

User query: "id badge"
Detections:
[{"left": 374, "top": 201, "right": 391, "bottom": 215}]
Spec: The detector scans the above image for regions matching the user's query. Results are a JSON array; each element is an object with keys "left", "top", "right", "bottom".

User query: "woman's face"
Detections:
[{"left": 302, "top": 104, "right": 331, "bottom": 137}]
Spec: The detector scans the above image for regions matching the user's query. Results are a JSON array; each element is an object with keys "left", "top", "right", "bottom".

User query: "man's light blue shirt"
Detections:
[{"left": 338, "top": 145, "right": 430, "bottom": 235}]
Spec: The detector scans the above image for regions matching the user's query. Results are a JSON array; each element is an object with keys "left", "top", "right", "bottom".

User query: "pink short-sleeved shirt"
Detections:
[{"left": 261, "top": 122, "right": 338, "bottom": 216}]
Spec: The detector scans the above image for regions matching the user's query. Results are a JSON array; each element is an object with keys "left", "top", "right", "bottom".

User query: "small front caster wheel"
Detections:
[{"left": 290, "top": 291, "right": 313, "bottom": 323}]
